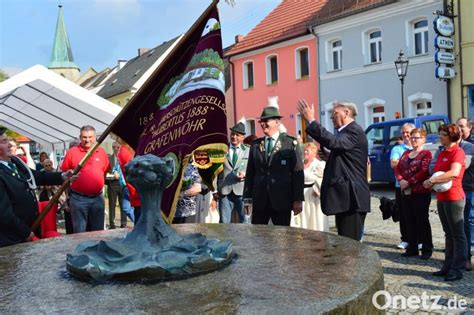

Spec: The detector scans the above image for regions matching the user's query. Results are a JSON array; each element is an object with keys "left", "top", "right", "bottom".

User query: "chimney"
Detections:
[
  {"left": 117, "top": 59, "right": 127, "bottom": 70},
  {"left": 138, "top": 48, "right": 150, "bottom": 56},
  {"left": 235, "top": 35, "right": 244, "bottom": 43}
]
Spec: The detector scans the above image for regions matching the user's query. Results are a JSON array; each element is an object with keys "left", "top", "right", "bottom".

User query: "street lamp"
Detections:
[{"left": 394, "top": 49, "right": 409, "bottom": 118}]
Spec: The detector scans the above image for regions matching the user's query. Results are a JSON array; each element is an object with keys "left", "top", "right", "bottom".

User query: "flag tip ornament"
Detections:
[{"left": 259, "top": 96, "right": 283, "bottom": 119}]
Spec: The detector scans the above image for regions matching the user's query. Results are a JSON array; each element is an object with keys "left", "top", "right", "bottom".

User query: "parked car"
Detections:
[{"left": 365, "top": 115, "right": 449, "bottom": 183}]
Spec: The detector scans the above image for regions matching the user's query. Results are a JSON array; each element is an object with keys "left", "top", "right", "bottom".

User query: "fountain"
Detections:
[{"left": 0, "top": 155, "right": 384, "bottom": 313}]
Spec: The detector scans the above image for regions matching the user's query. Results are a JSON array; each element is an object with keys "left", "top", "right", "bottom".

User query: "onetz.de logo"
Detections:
[{"left": 372, "top": 290, "right": 467, "bottom": 311}]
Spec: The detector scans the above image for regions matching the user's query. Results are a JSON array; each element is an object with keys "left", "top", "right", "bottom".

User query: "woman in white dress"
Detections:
[{"left": 291, "top": 143, "right": 329, "bottom": 231}]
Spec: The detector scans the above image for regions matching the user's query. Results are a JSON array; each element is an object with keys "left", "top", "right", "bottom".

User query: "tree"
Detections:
[{"left": 0, "top": 69, "right": 9, "bottom": 82}]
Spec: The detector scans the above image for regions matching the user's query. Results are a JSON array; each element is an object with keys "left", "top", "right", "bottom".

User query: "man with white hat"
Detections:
[
  {"left": 217, "top": 117, "right": 250, "bottom": 223},
  {"left": 243, "top": 96, "right": 304, "bottom": 226}
]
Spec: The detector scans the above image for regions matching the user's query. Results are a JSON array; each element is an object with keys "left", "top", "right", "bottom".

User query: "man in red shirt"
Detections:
[{"left": 61, "top": 126, "right": 109, "bottom": 233}]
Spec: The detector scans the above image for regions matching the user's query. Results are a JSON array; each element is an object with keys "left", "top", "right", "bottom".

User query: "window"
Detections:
[
  {"left": 423, "top": 119, "right": 444, "bottom": 134},
  {"left": 372, "top": 106, "right": 385, "bottom": 123},
  {"left": 366, "top": 126, "right": 384, "bottom": 151},
  {"left": 296, "top": 47, "right": 309, "bottom": 79},
  {"left": 245, "top": 119, "right": 256, "bottom": 135},
  {"left": 331, "top": 40, "right": 342, "bottom": 70},
  {"left": 266, "top": 55, "right": 278, "bottom": 84},
  {"left": 389, "top": 124, "right": 403, "bottom": 145},
  {"left": 415, "top": 101, "right": 432, "bottom": 116},
  {"left": 369, "top": 30, "right": 382, "bottom": 63},
  {"left": 243, "top": 61, "right": 254, "bottom": 89},
  {"left": 413, "top": 19, "right": 429, "bottom": 55}
]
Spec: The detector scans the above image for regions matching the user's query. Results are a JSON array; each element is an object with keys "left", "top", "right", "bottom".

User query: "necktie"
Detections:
[
  {"left": 232, "top": 147, "right": 238, "bottom": 166},
  {"left": 267, "top": 138, "right": 273, "bottom": 158},
  {"left": 8, "top": 162, "right": 19, "bottom": 176}
]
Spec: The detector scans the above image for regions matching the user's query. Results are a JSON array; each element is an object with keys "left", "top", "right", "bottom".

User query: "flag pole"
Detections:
[{"left": 31, "top": 0, "right": 220, "bottom": 231}]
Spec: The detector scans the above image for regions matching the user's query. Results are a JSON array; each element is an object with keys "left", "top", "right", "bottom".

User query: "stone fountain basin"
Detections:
[{"left": 0, "top": 224, "right": 384, "bottom": 314}]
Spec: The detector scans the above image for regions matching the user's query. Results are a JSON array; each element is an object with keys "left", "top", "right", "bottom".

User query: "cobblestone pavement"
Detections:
[{"left": 326, "top": 190, "right": 474, "bottom": 314}]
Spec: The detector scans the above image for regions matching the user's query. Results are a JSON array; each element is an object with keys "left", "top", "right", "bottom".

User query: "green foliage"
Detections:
[
  {"left": 189, "top": 49, "right": 224, "bottom": 71},
  {"left": 211, "top": 22, "right": 221, "bottom": 31},
  {"left": 0, "top": 69, "right": 9, "bottom": 82},
  {"left": 157, "top": 75, "right": 182, "bottom": 107}
]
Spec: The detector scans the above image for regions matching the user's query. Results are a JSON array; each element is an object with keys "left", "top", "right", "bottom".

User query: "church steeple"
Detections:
[{"left": 48, "top": 3, "right": 80, "bottom": 81}]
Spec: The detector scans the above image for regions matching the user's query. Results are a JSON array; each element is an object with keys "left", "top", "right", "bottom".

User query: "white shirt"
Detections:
[
  {"left": 265, "top": 131, "right": 280, "bottom": 143},
  {"left": 337, "top": 121, "right": 352, "bottom": 133},
  {"left": 0, "top": 160, "right": 13, "bottom": 169}
]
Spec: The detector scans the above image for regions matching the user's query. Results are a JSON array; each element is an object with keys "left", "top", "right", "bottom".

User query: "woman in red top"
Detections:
[
  {"left": 395, "top": 128, "right": 433, "bottom": 259},
  {"left": 424, "top": 124, "right": 466, "bottom": 281}
]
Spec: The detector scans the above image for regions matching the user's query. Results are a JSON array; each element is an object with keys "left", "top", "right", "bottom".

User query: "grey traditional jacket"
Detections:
[{"left": 217, "top": 143, "right": 249, "bottom": 196}]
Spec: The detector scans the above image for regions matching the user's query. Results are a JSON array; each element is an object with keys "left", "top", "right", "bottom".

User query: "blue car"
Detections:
[{"left": 365, "top": 115, "right": 449, "bottom": 183}]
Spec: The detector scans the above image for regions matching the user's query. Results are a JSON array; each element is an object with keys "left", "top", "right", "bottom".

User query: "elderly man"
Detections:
[
  {"left": 390, "top": 123, "right": 415, "bottom": 250},
  {"left": 243, "top": 96, "right": 304, "bottom": 226},
  {"left": 456, "top": 117, "right": 474, "bottom": 271},
  {"left": 0, "top": 128, "right": 69, "bottom": 247},
  {"left": 61, "top": 125, "right": 109, "bottom": 233},
  {"left": 297, "top": 99, "right": 370, "bottom": 241},
  {"left": 217, "top": 118, "right": 250, "bottom": 223}
]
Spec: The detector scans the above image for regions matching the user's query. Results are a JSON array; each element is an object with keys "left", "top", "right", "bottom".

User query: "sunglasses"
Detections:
[{"left": 259, "top": 119, "right": 275, "bottom": 124}]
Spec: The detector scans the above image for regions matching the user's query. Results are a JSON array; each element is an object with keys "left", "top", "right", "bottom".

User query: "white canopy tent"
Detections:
[{"left": 0, "top": 65, "right": 122, "bottom": 159}]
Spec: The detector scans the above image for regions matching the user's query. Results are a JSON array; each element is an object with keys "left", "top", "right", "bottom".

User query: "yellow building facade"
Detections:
[{"left": 450, "top": 0, "right": 474, "bottom": 120}]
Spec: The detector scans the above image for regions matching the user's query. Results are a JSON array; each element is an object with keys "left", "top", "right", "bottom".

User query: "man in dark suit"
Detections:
[
  {"left": 243, "top": 97, "right": 304, "bottom": 226},
  {"left": 0, "top": 128, "right": 68, "bottom": 247},
  {"left": 297, "top": 99, "right": 370, "bottom": 241}
]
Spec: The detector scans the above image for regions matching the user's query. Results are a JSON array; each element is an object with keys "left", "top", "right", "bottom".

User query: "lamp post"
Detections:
[{"left": 394, "top": 49, "right": 409, "bottom": 118}]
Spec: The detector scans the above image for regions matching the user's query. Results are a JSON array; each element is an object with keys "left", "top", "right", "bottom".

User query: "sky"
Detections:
[{"left": 0, "top": 0, "right": 280, "bottom": 77}]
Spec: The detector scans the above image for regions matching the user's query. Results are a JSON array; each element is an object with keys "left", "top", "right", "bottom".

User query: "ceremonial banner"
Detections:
[{"left": 111, "top": 1, "right": 227, "bottom": 222}]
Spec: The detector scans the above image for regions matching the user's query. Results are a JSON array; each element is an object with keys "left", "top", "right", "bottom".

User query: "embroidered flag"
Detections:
[{"left": 111, "top": 1, "right": 227, "bottom": 222}]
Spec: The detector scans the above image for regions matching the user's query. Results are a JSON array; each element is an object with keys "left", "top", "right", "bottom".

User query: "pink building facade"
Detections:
[{"left": 229, "top": 35, "right": 319, "bottom": 139}]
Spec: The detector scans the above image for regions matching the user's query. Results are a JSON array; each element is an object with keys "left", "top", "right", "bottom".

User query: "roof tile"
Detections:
[
  {"left": 226, "top": 0, "right": 396, "bottom": 57},
  {"left": 227, "top": 0, "right": 329, "bottom": 56}
]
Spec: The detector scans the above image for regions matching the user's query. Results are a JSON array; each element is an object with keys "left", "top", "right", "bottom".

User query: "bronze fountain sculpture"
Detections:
[{"left": 66, "top": 155, "right": 234, "bottom": 281}]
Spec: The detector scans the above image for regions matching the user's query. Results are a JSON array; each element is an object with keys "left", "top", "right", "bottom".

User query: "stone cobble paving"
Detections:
[{"left": 328, "top": 195, "right": 474, "bottom": 314}]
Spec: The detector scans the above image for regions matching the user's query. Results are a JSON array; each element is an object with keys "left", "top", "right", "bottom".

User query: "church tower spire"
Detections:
[{"left": 48, "top": 3, "right": 80, "bottom": 82}]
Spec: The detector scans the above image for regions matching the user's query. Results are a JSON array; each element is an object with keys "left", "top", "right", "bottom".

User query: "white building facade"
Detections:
[{"left": 313, "top": 0, "right": 448, "bottom": 129}]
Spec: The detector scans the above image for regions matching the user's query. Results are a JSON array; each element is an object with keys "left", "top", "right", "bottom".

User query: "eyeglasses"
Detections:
[{"left": 410, "top": 137, "right": 423, "bottom": 140}]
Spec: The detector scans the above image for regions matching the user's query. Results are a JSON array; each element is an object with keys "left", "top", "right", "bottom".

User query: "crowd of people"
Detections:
[
  {"left": 1, "top": 98, "right": 473, "bottom": 282},
  {"left": 389, "top": 117, "right": 474, "bottom": 281}
]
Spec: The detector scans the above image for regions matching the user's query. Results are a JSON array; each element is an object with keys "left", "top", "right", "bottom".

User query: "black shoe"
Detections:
[
  {"left": 444, "top": 272, "right": 462, "bottom": 281},
  {"left": 109, "top": 225, "right": 116, "bottom": 230},
  {"left": 401, "top": 251, "right": 418, "bottom": 257},
  {"left": 432, "top": 269, "right": 448, "bottom": 277},
  {"left": 120, "top": 224, "right": 127, "bottom": 228},
  {"left": 420, "top": 252, "right": 432, "bottom": 260}
]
